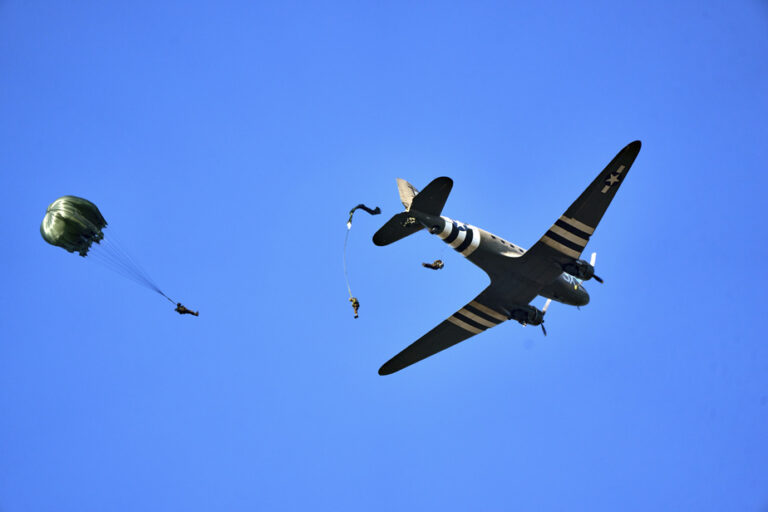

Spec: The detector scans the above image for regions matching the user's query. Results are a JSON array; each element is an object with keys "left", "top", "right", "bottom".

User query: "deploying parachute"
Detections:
[
  {"left": 343, "top": 202, "right": 381, "bottom": 318},
  {"left": 41, "top": 195, "right": 175, "bottom": 304},
  {"left": 346, "top": 204, "right": 381, "bottom": 229}
]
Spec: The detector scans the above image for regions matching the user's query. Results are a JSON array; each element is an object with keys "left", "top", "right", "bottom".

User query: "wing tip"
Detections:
[
  {"left": 626, "top": 140, "right": 642, "bottom": 153},
  {"left": 378, "top": 362, "right": 397, "bottom": 376}
]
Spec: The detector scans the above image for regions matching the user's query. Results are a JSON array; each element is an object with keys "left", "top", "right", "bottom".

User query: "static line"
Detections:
[{"left": 343, "top": 226, "right": 353, "bottom": 298}]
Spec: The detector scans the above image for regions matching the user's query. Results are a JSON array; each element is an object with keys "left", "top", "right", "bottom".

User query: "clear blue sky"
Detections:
[{"left": 2, "top": 1, "right": 768, "bottom": 510}]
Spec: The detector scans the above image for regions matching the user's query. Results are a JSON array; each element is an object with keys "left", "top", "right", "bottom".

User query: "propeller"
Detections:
[
  {"left": 540, "top": 298, "right": 551, "bottom": 336},
  {"left": 590, "top": 252, "right": 604, "bottom": 284}
]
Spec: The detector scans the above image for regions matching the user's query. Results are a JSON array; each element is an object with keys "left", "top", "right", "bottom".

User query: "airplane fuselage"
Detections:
[{"left": 410, "top": 211, "right": 590, "bottom": 308}]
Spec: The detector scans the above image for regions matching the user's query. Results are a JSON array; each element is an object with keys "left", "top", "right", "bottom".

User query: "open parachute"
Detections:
[
  {"left": 41, "top": 196, "right": 107, "bottom": 256},
  {"left": 41, "top": 195, "right": 173, "bottom": 303}
]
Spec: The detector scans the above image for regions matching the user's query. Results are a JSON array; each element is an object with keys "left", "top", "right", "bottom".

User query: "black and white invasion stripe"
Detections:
[
  {"left": 436, "top": 216, "right": 481, "bottom": 257},
  {"left": 540, "top": 215, "right": 595, "bottom": 259}
]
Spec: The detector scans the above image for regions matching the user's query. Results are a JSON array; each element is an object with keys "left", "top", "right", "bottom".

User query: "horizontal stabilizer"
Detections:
[
  {"left": 372, "top": 177, "right": 452, "bottom": 246},
  {"left": 373, "top": 212, "right": 423, "bottom": 246},
  {"left": 410, "top": 177, "right": 452, "bottom": 216}
]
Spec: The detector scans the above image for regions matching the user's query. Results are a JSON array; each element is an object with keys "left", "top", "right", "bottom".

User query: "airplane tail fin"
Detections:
[
  {"left": 397, "top": 178, "right": 419, "bottom": 210},
  {"left": 373, "top": 177, "right": 453, "bottom": 246}
]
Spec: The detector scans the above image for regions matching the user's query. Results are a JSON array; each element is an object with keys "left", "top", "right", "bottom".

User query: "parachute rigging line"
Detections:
[
  {"left": 343, "top": 227, "right": 353, "bottom": 298},
  {"left": 90, "top": 231, "right": 175, "bottom": 304},
  {"left": 343, "top": 203, "right": 381, "bottom": 299}
]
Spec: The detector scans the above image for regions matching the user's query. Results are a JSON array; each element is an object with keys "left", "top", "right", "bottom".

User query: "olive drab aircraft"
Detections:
[{"left": 373, "top": 141, "right": 642, "bottom": 375}]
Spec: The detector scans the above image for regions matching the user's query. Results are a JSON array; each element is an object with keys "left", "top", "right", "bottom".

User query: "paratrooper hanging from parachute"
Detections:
[{"left": 40, "top": 195, "right": 197, "bottom": 316}]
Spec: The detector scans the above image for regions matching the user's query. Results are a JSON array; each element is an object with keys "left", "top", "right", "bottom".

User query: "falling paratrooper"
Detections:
[{"left": 422, "top": 259, "right": 444, "bottom": 270}]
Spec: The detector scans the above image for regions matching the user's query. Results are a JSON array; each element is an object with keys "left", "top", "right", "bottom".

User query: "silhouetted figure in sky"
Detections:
[
  {"left": 349, "top": 297, "right": 360, "bottom": 319},
  {"left": 422, "top": 259, "right": 444, "bottom": 270},
  {"left": 175, "top": 303, "right": 199, "bottom": 316}
]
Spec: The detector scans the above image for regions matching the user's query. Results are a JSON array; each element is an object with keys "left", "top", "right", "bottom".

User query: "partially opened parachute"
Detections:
[
  {"left": 41, "top": 196, "right": 107, "bottom": 256},
  {"left": 41, "top": 195, "right": 173, "bottom": 302}
]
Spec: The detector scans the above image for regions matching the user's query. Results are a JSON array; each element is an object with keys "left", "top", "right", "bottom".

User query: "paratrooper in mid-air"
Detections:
[
  {"left": 422, "top": 259, "right": 444, "bottom": 270},
  {"left": 349, "top": 297, "right": 360, "bottom": 319},
  {"left": 175, "top": 303, "right": 199, "bottom": 316}
]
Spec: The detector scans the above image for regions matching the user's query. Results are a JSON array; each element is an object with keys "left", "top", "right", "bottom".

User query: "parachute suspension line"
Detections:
[
  {"left": 105, "top": 234, "right": 175, "bottom": 304},
  {"left": 89, "top": 249, "right": 141, "bottom": 284},
  {"left": 343, "top": 203, "right": 381, "bottom": 300},
  {"left": 89, "top": 245, "right": 158, "bottom": 293},
  {"left": 105, "top": 237, "right": 174, "bottom": 303},
  {"left": 102, "top": 233, "right": 157, "bottom": 286},
  {"left": 92, "top": 229, "right": 175, "bottom": 304},
  {"left": 102, "top": 239, "right": 161, "bottom": 294},
  {"left": 105, "top": 239, "right": 163, "bottom": 294},
  {"left": 343, "top": 225, "right": 353, "bottom": 299},
  {"left": 87, "top": 239, "right": 146, "bottom": 284},
  {"left": 88, "top": 248, "right": 168, "bottom": 298}
]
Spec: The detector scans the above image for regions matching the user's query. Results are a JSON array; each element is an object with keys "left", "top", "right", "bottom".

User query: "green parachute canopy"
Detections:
[{"left": 40, "top": 195, "right": 107, "bottom": 256}]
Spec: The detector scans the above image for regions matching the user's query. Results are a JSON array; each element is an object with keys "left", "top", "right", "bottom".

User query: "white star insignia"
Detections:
[{"left": 606, "top": 174, "right": 619, "bottom": 186}]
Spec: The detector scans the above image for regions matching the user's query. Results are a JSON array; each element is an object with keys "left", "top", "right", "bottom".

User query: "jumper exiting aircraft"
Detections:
[{"left": 373, "top": 141, "right": 642, "bottom": 375}]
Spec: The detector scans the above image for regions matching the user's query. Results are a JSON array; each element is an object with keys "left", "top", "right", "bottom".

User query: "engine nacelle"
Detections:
[
  {"left": 508, "top": 306, "right": 544, "bottom": 326},
  {"left": 562, "top": 259, "right": 595, "bottom": 281}
]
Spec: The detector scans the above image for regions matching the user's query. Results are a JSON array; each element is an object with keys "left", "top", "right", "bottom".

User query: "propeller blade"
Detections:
[
  {"left": 589, "top": 252, "right": 603, "bottom": 283},
  {"left": 540, "top": 299, "right": 551, "bottom": 335}
]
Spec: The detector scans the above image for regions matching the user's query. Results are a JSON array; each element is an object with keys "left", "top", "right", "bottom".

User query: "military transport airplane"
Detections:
[{"left": 373, "top": 140, "right": 641, "bottom": 375}]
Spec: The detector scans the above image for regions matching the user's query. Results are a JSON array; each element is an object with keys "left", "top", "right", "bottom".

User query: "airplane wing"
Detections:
[
  {"left": 520, "top": 140, "right": 642, "bottom": 275},
  {"left": 379, "top": 285, "right": 512, "bottom": 375}
]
